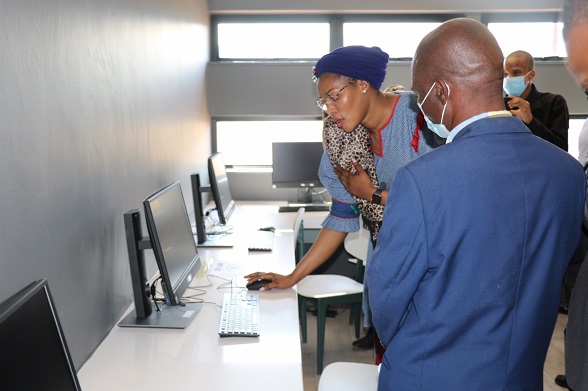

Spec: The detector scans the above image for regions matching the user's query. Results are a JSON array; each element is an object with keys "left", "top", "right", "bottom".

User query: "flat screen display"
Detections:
[
  {"left": 272, "top": 142, "right": 324, "bottom": 188},
  {"left": 144, "top": 181, "right": 202, "bottom": 306},
  {"left": 0, "top": 279, "right": 81, "bottom": 390},
  {"left": 208, "top": 152, "right": 235, "bottom": 225}
]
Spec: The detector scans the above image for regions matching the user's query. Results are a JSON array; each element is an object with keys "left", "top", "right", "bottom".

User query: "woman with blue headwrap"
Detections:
[{"left": 245, "top": 45, "right": 443, "bottom": 355}]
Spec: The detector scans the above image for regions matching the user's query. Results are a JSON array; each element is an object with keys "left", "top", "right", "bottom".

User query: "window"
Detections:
[
  {"left": 343, "top": 22, "right": 442, "bottom": 59},
  {"left": 214, "top": 119, "right": 323, "bottom": 166},
  {"left": 569, "top": 117, "right": 586, "bottom": 161},
  {"left": 216, "top": 22, "right": 330, "bottom": 60},
  {"left": 210, "top": 13, "right": 583, "bottom": 172},
  {"left": 488, "top": 22, "right": 566, "bottom": 58}
]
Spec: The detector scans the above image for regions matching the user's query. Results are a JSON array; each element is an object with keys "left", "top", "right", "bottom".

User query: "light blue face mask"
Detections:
[
  {"left": 503, "top": 71, "right": 531, "bottom": 97},
  {"left": 417, "top": 81, "right": 450, "bottom": 138}
]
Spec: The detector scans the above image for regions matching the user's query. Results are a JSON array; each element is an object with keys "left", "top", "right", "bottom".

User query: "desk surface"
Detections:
[
  {"left": 213, "top": 200, "right": 327, "bottom": 229},
  {"left": 77, "top": 203, "right": 323, "bottom": 391}
]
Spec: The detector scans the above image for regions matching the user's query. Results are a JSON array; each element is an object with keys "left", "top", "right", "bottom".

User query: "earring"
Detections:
[{"left": 362, "top": 90, "right": 366, "bottom": 94}]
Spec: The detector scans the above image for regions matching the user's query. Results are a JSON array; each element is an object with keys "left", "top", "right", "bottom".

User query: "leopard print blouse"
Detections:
[{"left": 323, "top": 115, "right": 384, "bottom": 242}]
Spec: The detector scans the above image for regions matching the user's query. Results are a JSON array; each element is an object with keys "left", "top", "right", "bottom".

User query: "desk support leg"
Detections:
[{"left": 317, "top": 299, "right": 327, "bottom": 374}]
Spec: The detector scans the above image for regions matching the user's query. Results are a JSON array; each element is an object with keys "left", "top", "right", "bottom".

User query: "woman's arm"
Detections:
[{"left": 244, "top": 227, "right": 348, "bottom": 290}]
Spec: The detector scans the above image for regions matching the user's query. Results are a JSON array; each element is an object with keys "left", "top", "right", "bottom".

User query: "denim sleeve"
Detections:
[{"left": 318, "top": 151, "right": 360, "bottom": 233}]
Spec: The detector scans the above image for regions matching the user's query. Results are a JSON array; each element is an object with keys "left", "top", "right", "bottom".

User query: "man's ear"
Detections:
[
  {"left": 435, "top": 79, "right": 450, "bottom": 105},
  {"left": 528, "top": 69, "right": 536, "bottom": 82}
]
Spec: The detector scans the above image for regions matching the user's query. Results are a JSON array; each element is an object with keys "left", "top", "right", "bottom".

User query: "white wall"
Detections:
[{"left": 0, "top": 0, "right": 211, "bottom": 368}]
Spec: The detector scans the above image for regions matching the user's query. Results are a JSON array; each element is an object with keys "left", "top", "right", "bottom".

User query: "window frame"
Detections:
[
  {"left": 211, "top": 13, "right": 466, "bottom": 62},
  {"left": 210, "top": 12, "right": 584, "bottom": 170}
]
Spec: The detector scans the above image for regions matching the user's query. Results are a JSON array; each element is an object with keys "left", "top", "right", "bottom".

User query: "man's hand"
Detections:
[{"left": 506, "top": 96, "right": 533, "bottom": 124}]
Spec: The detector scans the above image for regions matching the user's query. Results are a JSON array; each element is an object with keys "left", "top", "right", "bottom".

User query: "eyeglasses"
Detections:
[{"left": 316, "top": 79, "right": 355, "bottom": 111}]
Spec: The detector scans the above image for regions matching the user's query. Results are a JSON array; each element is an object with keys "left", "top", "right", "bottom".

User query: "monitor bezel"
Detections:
[
  {"left": 0, "top": 278, "right": 81, "bottom": 390},
  {"left": 143, "top": 181, "right": 202, "bottom": 307},
  {"left": 208, "top": 152, "right": 235, "bottom": 225},
  {"left": 271, "top": 141, "right": 324, "bottom": 189}
]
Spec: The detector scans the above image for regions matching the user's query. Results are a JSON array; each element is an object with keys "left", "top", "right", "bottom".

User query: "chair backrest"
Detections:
[
  {"left": 344, "top": 225, "right": 370, "bottom": 264},
  {"left": 293, "top": 207, "right": 305, "bottom": 263},
  {"left": 318, "top": 362, "right": 379, "bottom": 391}
]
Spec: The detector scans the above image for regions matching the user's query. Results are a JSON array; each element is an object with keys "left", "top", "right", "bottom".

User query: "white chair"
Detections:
[
  {"left": 296, "top": 225, "right": 366, "bottom": 374},
  {"left": 318, "top": 362, "right": 379, "bottom": 391},
  {"left": 344, "top": 224, "right": 371, "bottom": 283},
  {"left": 295, "top": 217, "right": 369, "bottom": 374},
  {"left": 344, "top": 225, "right": 370, "bottom": 264},
  {"left": 293, "top": 207, "right": 305, "bottom": 263}
]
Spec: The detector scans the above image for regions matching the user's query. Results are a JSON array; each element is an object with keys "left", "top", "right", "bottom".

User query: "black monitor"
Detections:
[
  {"left": 190, "top": 173, "right": 208, "bottom": 244},
  {"left": 272, "top": 142, "right": 324, "bottom": 189},
  {"left": 208, "top": 152, "right": 235, "bottom": 225},
  {"left": 119, "top": 181, "right": 203, "bottom": 329},
  {"left": 0, "top": 279, "right": 82, "bottom": 390}
]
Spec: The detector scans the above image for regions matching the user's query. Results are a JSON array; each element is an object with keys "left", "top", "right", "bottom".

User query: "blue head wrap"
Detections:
[{"left": 313, "top": 46, "right": 389, "bottom": 90}]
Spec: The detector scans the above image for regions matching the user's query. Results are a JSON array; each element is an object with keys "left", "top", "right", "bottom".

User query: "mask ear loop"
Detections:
[
  {"left": 439, "top": 82, "right": 450, "bottom": 124},
  {"left": 421, "top": 82, "right": 436, "bottom": 105}
]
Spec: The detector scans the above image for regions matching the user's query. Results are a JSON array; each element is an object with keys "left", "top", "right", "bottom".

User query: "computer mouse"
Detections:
[
  {"left": 246, "top": 279, "right": 272, "bottom": 291},
  {"left": 259, "top": 226, "right": 275, "bottom": 232}
]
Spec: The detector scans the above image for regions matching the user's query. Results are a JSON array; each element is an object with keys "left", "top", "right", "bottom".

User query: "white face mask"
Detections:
[{"left": 417, "top": 81, "right": 450, "bottom": 138}]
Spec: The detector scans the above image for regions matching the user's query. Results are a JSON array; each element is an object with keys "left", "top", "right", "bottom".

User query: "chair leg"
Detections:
[
  {"left": 353, "top": 303, "right": 361, "bottom": 338},
  {"left": 316, "top": 298, "right": 327, "bottom": 374},
  {"left": 347, "top": 303, "right": 362, "bottom": 338},
  {"left": 299, "top": 296, "right": 307, "bottom": 343}
]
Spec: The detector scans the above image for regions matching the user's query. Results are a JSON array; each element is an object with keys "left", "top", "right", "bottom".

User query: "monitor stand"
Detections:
[
  {"left": 297, "top": 188, "right": 314, "bottom": 204},
  {"left": 118, "top": 302, "right": 202, "bottom": 329}
]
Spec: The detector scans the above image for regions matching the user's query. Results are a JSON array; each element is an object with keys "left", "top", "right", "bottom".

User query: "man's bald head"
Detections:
[
  {"left": 412, "top": 18, "right": 506, "bottom": 129},
  {"left": 505, "top": 50, "right": 534, "bottom": 72}
]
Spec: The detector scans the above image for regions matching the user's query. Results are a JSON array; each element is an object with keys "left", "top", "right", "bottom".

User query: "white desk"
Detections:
[{"left": 78, "top": 203, "right": 314, "bottom": 391}]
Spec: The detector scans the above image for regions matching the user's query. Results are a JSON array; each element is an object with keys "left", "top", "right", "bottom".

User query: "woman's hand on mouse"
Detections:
[{"left": 244, "top": 272, "right": 295, "bottom": 291}]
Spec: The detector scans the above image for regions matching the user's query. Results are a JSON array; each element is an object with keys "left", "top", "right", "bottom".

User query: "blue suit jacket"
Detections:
[{"left": 368, "top": 116, "right": 585, "bottom": 390}]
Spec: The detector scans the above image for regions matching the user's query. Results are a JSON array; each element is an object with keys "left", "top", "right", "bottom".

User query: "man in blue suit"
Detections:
[{"left": 367, "top": 18, "right": 586, "bottom": 390}]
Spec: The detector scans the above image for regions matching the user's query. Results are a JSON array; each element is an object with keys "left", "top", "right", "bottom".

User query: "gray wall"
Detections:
[
  {"left": 0, "top": 0, "right": 211, "bottom": 369},
  {"left": 208, "top": 61, "right": 588, "bottom": 117}
]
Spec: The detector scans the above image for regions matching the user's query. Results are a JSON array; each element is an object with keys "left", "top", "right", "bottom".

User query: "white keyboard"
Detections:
[
  {"left": 218, "top": 293, "right": 260, "bottom": 337},
  {"left": 248, "top": 230, "right": 274, "bottom": 251}
]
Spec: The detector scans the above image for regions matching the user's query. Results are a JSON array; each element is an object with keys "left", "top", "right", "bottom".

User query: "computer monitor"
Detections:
[
  {"left": 190, "top": 173, "right": 208, "bottom": 245},
  {"left": 119, "top": 181, "right": 203, "bottom": 329},
  {"left": 272, "top": 142, "right": 324, "bottom": 189},
  {"left": 208, "top": 152, "right": 235, "bottom": 225},
  {"left": 0, "top": 279, "right": 82, "bottom": 390}
]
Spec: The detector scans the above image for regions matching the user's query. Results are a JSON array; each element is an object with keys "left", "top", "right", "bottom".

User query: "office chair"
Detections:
[
  {"left": 343, "top": 225, "right": 370, "bottom": 283},
  {"left": 296, "top": 225, "right": 366, "bottom": 374},
  {"left": 318, "top": 362, "right": 379, "bottom": 391},
  {"left": 293, "top": 207, "right": 305, "bottom": 263}
]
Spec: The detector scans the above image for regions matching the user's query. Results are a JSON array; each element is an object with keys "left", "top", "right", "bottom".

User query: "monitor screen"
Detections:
[
  {"left": 143, "top": 181, "right": 202, "bottom": 306},
  {"left": 208, "top": 152, "right": 235, "bottom": 225},
  {"left": 272, "top": 142, "right": 324, "bottom": 188},
  {"left": 0, "top": 279, "right": 81, "bottom": 390}
]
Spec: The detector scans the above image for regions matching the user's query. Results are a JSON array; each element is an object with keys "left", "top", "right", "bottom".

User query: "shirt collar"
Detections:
[{"left": 446, "top": 111, "right": 512, "bottom": 143}]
